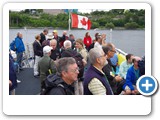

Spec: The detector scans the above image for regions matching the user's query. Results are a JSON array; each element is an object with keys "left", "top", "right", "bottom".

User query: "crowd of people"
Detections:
[{"left": 9, "top": 28, "right": 145, "bottom": 95}]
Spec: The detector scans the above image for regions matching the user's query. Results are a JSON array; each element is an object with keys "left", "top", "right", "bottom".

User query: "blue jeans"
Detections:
[{"left": 16, "top": 52, "right": 23, "bottom": 69}]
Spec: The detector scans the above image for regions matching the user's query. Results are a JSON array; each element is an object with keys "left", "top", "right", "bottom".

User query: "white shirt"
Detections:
[
  {"left": 88, "top": 66, "right": 106, "bottom": 95},
  {"left": 94, "top": 41, "right": 102, "bottom": 49}
]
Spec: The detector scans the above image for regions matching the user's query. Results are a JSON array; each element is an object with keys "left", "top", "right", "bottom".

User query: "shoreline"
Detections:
[{"left": 9, "top": 27, "right": 144, "bottom": 30}]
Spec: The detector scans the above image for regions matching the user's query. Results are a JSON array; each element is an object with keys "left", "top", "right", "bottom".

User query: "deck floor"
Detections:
[{"left": 15, "top": 68, "right": 41, "bottom": 95}]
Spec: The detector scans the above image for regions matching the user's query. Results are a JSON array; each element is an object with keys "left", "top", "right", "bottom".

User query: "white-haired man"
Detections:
[
  {"left": 83, "top": 47, "right": 113, "bottom": 95},
  {"left": 61, "top": 40, "right": 86, "bottom": 95},
  {"left": 50, "top": 39, "right": 61, "bottom": 61},
  {"left": 14, "top": 32, "right": 25, "bottom": 70}
]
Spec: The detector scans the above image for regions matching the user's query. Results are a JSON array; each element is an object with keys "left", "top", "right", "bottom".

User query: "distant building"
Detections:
[{"left": 43, "top": 9, "right": 65, "bottom": 15}]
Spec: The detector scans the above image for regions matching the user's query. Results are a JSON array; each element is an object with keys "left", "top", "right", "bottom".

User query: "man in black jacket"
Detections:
[
  {"left": 102, "top": 43, "right": 123, "bottom": 95},
  {"left": 50, "top": 39, "right": 61, "bottom": 61},
  {"left": 40, "top": 28, "right": 48, "bottom": 45},
  {"left": 44, "top": 57, "right": 79, "bottom": 95}
]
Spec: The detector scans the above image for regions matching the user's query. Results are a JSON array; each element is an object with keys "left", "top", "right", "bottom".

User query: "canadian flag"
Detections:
[{"left": 71, "top": 13, "right": 91, "bottom": 30}]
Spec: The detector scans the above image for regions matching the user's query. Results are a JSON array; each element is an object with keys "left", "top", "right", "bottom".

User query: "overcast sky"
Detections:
[
  {"left": 80, "top": 9, "right": 111, "bottom": 13},
  {"left": 10, "top": 9, "right": 110, "bottom": 13}
]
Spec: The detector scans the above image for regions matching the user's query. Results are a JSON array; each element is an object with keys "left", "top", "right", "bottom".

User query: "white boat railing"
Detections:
[
  {"left": 24, "top": 43, "right": 34, "bottom": 68},
  {"left": 10, "top": 43, "right": 35, "bottom": 69},
  {"left": 11, "top": 42, "right": 128, "bottom": 69},
  {"left": 115, "top": 48, "right": 127, "bottom": 56}
]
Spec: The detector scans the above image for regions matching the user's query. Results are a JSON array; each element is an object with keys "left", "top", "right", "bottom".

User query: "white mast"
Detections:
[
  {"left": 110, "top": 28, "right": 112, "bottom": 43},
  {"left": 69, "top": 10, "right": 71, "bottom": 31}
]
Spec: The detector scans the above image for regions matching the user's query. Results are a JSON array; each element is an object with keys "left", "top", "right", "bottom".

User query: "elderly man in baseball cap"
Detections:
[{"left": 38, "top": 46, "right": 56, "bottom": 92}]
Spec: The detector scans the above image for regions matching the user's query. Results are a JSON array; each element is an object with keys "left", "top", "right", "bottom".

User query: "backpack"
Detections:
[
  {"left": 65, "top": 50, "right": 84, "bottom": 79},
  {"left": 42, "top": 40, "right": 50, "bottom": 48},
  {"left": 40, "top": 74, "right": 72, "bottom": 95},
  {"left": 45, "top": 59, "right": 53, "bottom": 76},
  {"left": 40, "top": 83, "right": 65, "bottom": 95},
  {"left": 117, "top": 53, "right": 126, "bottom": 66},
  {"left": 10, "top": 40, "right": 16, "bottom": 51}
]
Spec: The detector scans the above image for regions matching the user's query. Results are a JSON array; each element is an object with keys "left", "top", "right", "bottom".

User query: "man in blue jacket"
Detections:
[
  {"left": 123, "top": 56, "right": 142, "bottom": 95},
  {"left": 15, "top": 32, "right": 25, "bottom": 70}
]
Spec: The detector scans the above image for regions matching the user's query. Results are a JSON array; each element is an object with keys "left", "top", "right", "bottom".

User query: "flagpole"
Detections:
[
  {"left": 110, "top": 28, "right": 112, "bottom": 43},
  {"left": 69, "top": 10, "right": 71, "bottom": 31}
]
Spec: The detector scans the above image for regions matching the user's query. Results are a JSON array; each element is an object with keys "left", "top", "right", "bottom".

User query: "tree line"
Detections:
[{"left": 9, "top": 9, "right": 145, "bottom": 29}]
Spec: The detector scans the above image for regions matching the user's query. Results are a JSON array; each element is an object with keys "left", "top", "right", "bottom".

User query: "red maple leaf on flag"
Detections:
[{"left": 80, "top": 18, "right": 87, "bottom": 26}]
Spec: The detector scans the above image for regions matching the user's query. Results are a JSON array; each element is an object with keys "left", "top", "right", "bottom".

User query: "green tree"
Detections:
[
  {"left": 110, "top": 9, "right": 125, "bottom": 15},
  {"left": 124, "top": 22, "right": 139, "bottom": 29},
  {"left": 10, "top": 12, "right": 21, "bottom": 27},
  {"left": 112, "top": 19, "right": 125, "bottom": 27},
  {"left": 91, "top": 21, "right": 99, "bottom": 29},
  {"left": 9, "top": 9, "right": 145, "bottom": 29},
  {"left": 105, "top": 22, "right": 115, "bottom": 29}
]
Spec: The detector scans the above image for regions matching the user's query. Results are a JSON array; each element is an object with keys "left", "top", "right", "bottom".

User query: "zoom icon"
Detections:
[{"left": 136, "top": 75, "right": 158, "bottom": 96}]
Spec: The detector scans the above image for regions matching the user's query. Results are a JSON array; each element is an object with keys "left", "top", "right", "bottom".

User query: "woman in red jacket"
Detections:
[{"left": 83, "top": 32, "right": 92, "bottom": 51}]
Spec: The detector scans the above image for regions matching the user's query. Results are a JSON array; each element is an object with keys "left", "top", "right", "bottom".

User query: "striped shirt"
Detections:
[{"left": 88, "top": 66, "right": 106, "bottom": 95}]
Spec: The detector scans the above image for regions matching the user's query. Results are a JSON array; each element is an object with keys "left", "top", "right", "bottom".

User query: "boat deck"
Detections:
[{"left": 15, "top": 68, "right": 41, "bottom": 95}]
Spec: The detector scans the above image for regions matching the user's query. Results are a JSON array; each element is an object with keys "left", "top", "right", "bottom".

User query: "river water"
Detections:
[{"left": 9, "top": 29, "right": 145, "bottom": 57}]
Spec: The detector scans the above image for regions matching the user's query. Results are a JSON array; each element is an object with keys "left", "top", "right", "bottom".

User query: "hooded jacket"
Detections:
[{"left": 45, "top": 74, "right": 74, "bottom": 95}]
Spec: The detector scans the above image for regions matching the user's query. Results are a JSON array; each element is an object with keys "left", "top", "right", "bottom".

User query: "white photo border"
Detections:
[{"left": 3, "top": 2, "right": 151, "bottom": 115}]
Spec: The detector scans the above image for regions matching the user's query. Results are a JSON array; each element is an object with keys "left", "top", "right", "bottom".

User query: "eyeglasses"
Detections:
[
  {"left": 69, "top": 67, "right": 80, "bottom": 73},
  {"left": 110, "top": 50, "right": 116, "bottom": 53},
  {"left": 99, "top": 54, "right": 106, "bottom": 58}
]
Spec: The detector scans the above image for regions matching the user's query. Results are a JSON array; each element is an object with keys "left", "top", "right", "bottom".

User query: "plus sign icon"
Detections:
[{"left": 136, "top": 75, "right": 158, "bottom": 96}]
